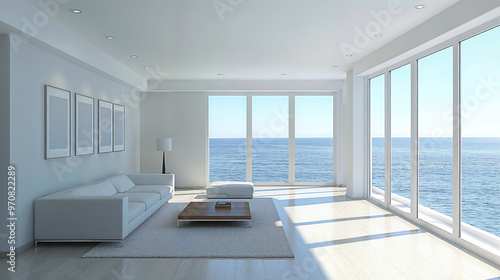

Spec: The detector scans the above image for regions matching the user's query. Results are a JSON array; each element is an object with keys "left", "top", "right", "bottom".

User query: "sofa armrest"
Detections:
[
  {"left": 127, "top": 174, "right": 175, "bottom": 189},
  {"left": 34, "top": 196, "right": 128, "bottom": 240}
]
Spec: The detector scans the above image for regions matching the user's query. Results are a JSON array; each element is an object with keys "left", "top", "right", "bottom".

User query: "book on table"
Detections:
[{"left": 215, "top": 201, "right": 231, "bottom": 208}]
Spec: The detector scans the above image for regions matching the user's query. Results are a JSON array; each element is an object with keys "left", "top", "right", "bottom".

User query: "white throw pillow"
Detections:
[
  {"left": 75, "top": 180, "right": 117, "bottom": 196},
  {"left": 109, "top": 174, "right": 136, "bottom": 193}
]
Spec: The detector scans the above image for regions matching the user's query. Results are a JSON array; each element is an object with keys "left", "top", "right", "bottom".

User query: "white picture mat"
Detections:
[
  {"left": 76, "top": 94, "right": 94, "bottom": 156},
  {"left": 98, "top": 100, "right": 113, "bottom": 153},
  {"left": 113, "top": 104, "right": 125, "bottom": 151},
  {"left": 45, "top": 85, "right": 70, "bottom": 159}
]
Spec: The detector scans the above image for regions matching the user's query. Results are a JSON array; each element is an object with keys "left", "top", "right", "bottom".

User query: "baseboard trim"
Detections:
[{"left": 345, "top": 193, "right": 365, "bottom": 200}]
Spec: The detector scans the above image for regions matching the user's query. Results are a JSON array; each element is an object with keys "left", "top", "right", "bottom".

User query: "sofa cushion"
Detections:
[
  {"left": 127, "top": 185, "right": 172, "bottom": 199},
  {"left": 109, "top": 174, "right": 136, "bottom": 193},
  {"left": 125, "top": 193, "right": 160, "bottom": 210},
  {"left": 128, "top": 202, "right": 146, "bottom": 223},
  {"left": 74, "top": 180, "right": 117, "bottom": 196}
]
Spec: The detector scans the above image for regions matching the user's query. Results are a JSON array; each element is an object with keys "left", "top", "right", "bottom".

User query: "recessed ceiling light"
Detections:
[
  {"left": 281, "top": 73, "right": 287, "bottom": 76},
  {"left": 130, "top": 55, "right": 138, "bottom": 58},
  {"left": 105, "top": 36, "right": 115, "bottom": 40},
  {"left": 218, "top": 73, "right": 223, "bottom": 76},
  {"left": 414, "top": 5, "right": 425, "bottom": 9},
  {"left": 71, "top": 9, "right": 82, "bottom": 14},
  {"left": 374, "top": 34, "right": 383, "bottom": 37},
  {"left": 144, "top": 66, "right": 151, "bottom": 69},
  {"left": 345, "top": 54, "right": 353, "bottom": 57},
  {"left": 332, "top": 65, "right": 339, "bottom": 68}
]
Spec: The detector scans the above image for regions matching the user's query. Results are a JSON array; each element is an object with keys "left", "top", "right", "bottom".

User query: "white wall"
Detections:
[
  {"left": 0, "top": 0, "right": 145, "bottom": 89},
  {"left": 0, "top": 35, "right": 10, "bottom": 252},
  {"left": 348, "top": 71, "right": 367, "bottom": 199},
  {"left": 344, "top": 71, "right": 354, "bottom": 196},
  {"left": 5, "top": 36, "right": 141, "bottom": 251},
  {"left": 334, "top": 90, "right": 345, "bottom": 187},
  {"left": 140, "top": 92, "right": 207, "bottom": 187}
]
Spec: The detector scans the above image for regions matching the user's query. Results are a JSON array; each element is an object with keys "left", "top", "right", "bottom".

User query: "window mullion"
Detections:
[
  {"left": 289, "top": 94, "right": 295, "bottom": 185},
  {"left": 246, "top": 94, "right": 252, "bottom": 182},
  {"left": 385, "top": 71, "right": 392, "bottom": 207},
  {"left": 452, "top": 42, "right": 461, "bottom": 238},
  {"left": 411, "top": 61, "right": 419, "bottom": 219}
]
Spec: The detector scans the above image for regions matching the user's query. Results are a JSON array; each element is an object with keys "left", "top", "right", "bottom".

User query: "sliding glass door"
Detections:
[
  {"left": 252, "top": 96, "right": 289, "bottom": 183},
  {"left": 295, "top": 96, "right": 334, "bottom": 183},
  {"left": 370, "top": 74, "right": 386, "bottom": 201},
  {"left": 390, "top": 64, "right": 412, "bottom": 213},
  {"left": 460, "top": 26, "right": 500, "bottom": 240},
  {"left": 209, "top": 96, "right": 246, "bottom": 182},
  {"left": 417, "top": 47, "right": 454, "bottom": 233},
  {"left": 368, "top": 24, "right": 500, "bottom": 262}
]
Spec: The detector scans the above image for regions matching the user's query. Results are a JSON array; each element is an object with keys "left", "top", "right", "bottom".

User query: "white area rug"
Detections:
[{"left": 83, "top": 198, "right": 294, "bottom": 258}]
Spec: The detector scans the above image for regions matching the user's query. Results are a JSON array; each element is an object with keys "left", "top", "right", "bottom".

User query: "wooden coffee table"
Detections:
[{"left": 177, "top": 202, "right": 251, "bottom": 227}]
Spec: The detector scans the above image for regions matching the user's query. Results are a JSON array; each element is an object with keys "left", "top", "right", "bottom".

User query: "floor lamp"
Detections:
[{"left": 156, "top": 138, "right": 172, "bottom": 174}]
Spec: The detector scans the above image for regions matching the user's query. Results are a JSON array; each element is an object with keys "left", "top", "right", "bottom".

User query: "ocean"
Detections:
[
  {"left": 209, "top": 138, "right": 334, "bottom": 183},
  {"left": 373, "top": 137, "right": 499, "bottom": 237},
  {"left": 210, "top": 137, "right": 499, "bottom": 237}
]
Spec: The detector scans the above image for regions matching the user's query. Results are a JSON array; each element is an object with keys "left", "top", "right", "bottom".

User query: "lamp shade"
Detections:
[{"left": 156, "top": 138, "right": 172, "bottom": 152}]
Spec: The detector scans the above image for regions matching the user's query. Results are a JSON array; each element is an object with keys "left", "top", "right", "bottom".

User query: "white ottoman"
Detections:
[{"left": 206, "top": 181, "right": 254, "bottom": 199}]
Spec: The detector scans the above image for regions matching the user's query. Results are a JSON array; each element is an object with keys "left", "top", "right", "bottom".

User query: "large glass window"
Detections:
[
  {"left": 209, "top": 94, "right": 335, "bottom": 184},
  {"left": 390, "top": 64, "right": 412, "bottom": 213},
  {"left": 417, "top": 47, "right": 454, "bottom": 232},
  {"left": 367, "top": 24, "right": 500, "bottom": 261},
  {"left": 252, "top": 96, "right": 289, "bottom": 182},
  {"left": 209, "top": 96, "right": 246, "bottom": 182},
  {"left": 460, "top": 26, "right": 500, "bottom": 240},
  {"left": 370, "top": 74, "right": 385, "bottom": 201},
  {"left": 295, "top": 96, "right": 334, "bottom": 183}
]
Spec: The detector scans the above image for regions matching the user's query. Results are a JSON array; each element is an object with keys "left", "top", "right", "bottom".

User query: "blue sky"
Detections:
[
  {"left": 252, "top": 96, "right": 289, "bottom": 138},
  {"left": 372, "top": 25, "right": 500, "bottom": 138},
  {"left": 296, "top": 96, "right": 333, "bottom": 137},
  {"left": 209, "top": 96, "right": 246, "bottom": 138},
  {"left": 391, "top": 64, "right": 411, "bottom": 138},
  {"left": 209, "top": 95, "right": 333, "bottom": 138},
  {"left": 460, "top": 26, "right": 500, "bottom": 137}
]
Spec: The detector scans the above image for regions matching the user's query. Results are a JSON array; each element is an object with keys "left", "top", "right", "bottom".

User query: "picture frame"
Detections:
[
  {"left": 113, "top": 104, "right": 125, "bottom": 152},
  {"left": 45, "top": 85, "right": 71, "bottom": 159},
  {"left": 98, "top": 100, "right": 113, "bottom": 153},
  {"left": 75, "top": 94, "right": 94, "bottom": 156}
]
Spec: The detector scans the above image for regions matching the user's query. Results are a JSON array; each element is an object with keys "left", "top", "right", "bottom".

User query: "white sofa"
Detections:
[{"left": 34, "top": 174, "right": 174, "bottom": 246}]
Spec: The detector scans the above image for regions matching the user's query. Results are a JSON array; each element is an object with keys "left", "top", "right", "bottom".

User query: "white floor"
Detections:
[{"left": 2, "top": 186, "right": 499, "bottom": 280}]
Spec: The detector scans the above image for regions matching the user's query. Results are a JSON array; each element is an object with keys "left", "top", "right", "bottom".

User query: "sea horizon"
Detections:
[{"left": 209, "top": 137, "right": 499, "bottom": 237}]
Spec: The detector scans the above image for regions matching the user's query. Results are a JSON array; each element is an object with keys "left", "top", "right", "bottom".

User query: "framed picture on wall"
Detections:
[
  {"left": 98, "top": 100, "right": 113, "bottom": 153},
  {"left": 45, "top": 85, "right": 71, "bottom": 159},
  {"left": 113, "top": 104, "right": 125, "bottom": 152},
  {"left": 75, "top": 94, "right": 94, "bottom": 156}
]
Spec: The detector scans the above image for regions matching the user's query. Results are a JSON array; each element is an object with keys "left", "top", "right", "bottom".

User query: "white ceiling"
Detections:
[{"left": 22, "top": 0, "right": 458, "bottom": 80}]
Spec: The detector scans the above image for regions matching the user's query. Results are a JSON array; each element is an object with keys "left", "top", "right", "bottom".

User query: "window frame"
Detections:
[
  {"left": 207, "top": 92, "right": 338, "bottom": 187},
  {"left": 365, "top": 19, "right": 500, "bottom": 264}
]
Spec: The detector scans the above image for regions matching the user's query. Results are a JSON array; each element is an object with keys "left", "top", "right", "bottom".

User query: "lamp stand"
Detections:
[{"left": 162, "top": 151, "right": 166, "bottom": 174}]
